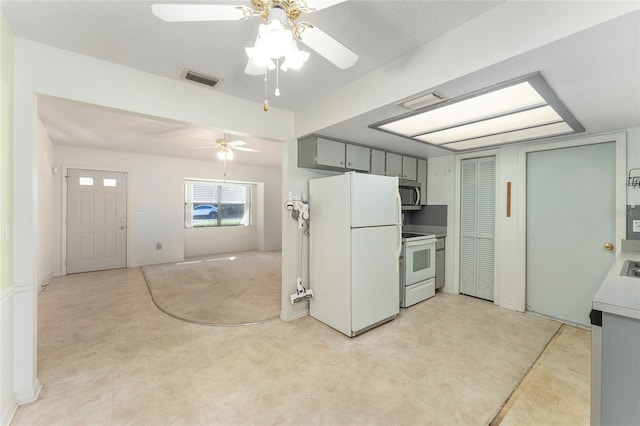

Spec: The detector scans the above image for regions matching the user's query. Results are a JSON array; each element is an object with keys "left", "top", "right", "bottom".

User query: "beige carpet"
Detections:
[
  {"left": 492, "top": 324, "right": 591, "bottom": 425},
  {"left": 141, "top": 250, "right": 281, "bottom": 325}
]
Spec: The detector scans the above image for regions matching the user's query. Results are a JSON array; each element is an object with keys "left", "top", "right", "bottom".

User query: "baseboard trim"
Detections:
[
  {"left": 15, "top": 379, "right": 42, "bottom": 405},
  {"left": 281, "top": 307, "right": 309, "bottom": 322},
  {"left": 1, "top": 395, "right": 17, "bottom": 426},
  {"left": 500, "top": 301, "right": 523, "bottom": 312},
  {"left": 38, "top": 273, "right": 54, "bottom": 294}
]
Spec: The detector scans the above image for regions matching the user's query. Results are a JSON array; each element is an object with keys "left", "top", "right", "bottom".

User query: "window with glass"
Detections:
[{"left": 184, "top": 180, "right": 252, "bottom": 228}]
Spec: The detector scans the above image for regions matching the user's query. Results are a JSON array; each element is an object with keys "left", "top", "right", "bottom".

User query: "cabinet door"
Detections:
[
  {"left": 436, "top": 249, "right": 445, "bottom": 290},
  {"left": 371, "top": 149, "right": 386, "bottom": 175},
  {"left": 417, "top": 158, "right": 427, "bottom": 205},
  {"left": 402, "top": 156, "right": 417, "bottom": 180},
  {"left": 346, "top": 145, "right": 370, "bottom": 172},
  {"left": 385, "top": 153, "right": 402, "bottom": 177},
  {"left": 316, "top": 138, "right": 346, "bottom": 169}
]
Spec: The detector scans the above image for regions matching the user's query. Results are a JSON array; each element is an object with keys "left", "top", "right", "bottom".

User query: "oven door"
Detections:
[{"left": 404, "top": 240, "right": 436, "bottom": 285}]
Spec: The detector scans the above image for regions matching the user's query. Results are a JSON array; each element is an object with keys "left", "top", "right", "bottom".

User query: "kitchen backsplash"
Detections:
[
  {"left": 405, "top": 205, "right": 447, "bottom": 227},
  {"left": 628, "top": 205, "right": 640, "bottom": 240}
]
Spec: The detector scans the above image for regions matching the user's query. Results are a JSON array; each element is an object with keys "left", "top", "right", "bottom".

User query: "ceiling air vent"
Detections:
[
  {"left": 182, "top": 69, "right": 220, "bottom": 88},
  {"left": 399, "top": 91, "right": 447, "bottom": 111}
]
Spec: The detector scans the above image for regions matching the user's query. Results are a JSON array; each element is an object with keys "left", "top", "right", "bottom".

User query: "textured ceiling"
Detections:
[
  {"left": 1, "top": 0, "right": 503, "bottom": 110},
  {"left": 2, "top": 1, "right": 639, "bottom": 167}
]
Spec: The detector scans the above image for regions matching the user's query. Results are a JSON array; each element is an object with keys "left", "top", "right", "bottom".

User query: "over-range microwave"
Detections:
[{"left": 399, "top": 179, "right": 421, "bottom": 210}]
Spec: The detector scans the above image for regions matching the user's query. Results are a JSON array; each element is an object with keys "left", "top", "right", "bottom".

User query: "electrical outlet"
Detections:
[{"left": 633, "top": 220, "right": 640, "bottom": 233}]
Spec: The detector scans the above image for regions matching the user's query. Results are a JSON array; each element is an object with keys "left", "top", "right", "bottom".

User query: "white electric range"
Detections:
[{"left": 400, "top": 232, "right": 437, "bottom": 308}]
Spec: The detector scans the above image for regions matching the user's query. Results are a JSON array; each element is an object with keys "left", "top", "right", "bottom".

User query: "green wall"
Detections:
[{"left": 0, "top": 13, "right": 14, "bottom": 292}]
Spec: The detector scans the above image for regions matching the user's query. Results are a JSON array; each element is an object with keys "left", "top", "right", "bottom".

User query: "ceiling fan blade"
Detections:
[
  {"left": 228, "top": 140, "right": 247, "bottom": 147},
  {"left": 151, "top": 4, "right": 253, "bottom": 22},
  {"left": 191, "top": 145, "right": 217, "bottom": 150},
  {"left": 298, "top": 0, "right": 348, "bottom": 13},
  {"left": 234, "top": 146, "right": 260, "bottom": 152},
  {"left": 296, "top": 23, "right": 358, "bottom": 69},
  {"left": 192, "top": 138, "right": 218, "bottom": 145}
]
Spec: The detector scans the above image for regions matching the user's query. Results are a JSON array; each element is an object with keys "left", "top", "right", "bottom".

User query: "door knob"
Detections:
[{"left": 603, "top": 242, "right": 614, "bottom": 251}]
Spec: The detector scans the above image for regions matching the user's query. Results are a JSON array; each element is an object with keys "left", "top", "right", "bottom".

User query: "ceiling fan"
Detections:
[
  {"left": 151, "top": 0, "right": 359, "bottom": 75},
  {"left": 192, "top": 135, "right": 260, "bottom": 160}
]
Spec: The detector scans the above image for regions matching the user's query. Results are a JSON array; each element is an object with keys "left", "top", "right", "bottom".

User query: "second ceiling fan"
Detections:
[{"left": 193, "top": 135, "right": 260, "bottom": 161}]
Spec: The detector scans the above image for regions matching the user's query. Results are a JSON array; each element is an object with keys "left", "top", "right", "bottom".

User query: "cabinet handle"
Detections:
[
  {"left": 340, "top": 161, "right": 344, "bottom": 165},
  {"left": 348, "top": 162, "right": 352, "bottom": 166}
]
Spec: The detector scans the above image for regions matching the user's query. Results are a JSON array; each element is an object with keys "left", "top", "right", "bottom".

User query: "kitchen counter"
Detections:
[
  {"left": 592, "top": 240, "right": 640, "bottom": 320},
  {"left": 402, "top": 225, "right": 446, "bottom": 238}
]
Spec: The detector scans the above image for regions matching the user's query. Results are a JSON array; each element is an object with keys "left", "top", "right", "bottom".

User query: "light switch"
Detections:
[{"left": 633, "top": 220, "right": 640, "bottom": 233}]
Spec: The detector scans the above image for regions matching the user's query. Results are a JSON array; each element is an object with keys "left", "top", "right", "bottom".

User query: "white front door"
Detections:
[
  {"left": 66, "top": 169, "right": 127, "bottom": 273},
  {"left": 526, "top": 142, "right": 616, "bottom": 326}
]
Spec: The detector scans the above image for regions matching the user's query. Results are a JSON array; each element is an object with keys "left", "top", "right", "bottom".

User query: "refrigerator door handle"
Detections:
[
  {"left": 395, "top": 190, "right": 402, "bottom": 273},
  {"left": 396, "top": 224, "right": 402, "bottom": 273}
]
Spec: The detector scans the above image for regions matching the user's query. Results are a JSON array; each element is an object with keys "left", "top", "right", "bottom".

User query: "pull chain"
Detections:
[
  {"left": 263, "top": 67, "right": 269, "bottom": 112},
  {"left": 275, "top": 58, "right": 281, "bottom": 97}
]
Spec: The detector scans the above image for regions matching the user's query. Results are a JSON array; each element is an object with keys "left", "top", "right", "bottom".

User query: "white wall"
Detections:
[
  {"left": 12, "top": 38, "right": 294, "bottom": 405},
  {"left": 52, "top": 145, "right": 281, "bottom": 271},
  {"left": 426, "top": 156, "right": 455, "bottom": 293},
  {"left": 36, "top": 117, "right": 56, "bottom": 291},
  {"left": 627, "top": 127, "right": 640, "bottom": 206},
  {"left": 280, "top": 138, "right": 336, "bottom": 320}
]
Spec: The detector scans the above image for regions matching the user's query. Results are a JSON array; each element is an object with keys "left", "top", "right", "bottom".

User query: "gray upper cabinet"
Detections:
[
  {"left": 385, "top": 153, "right": 402, "bottom": 177},
  {"left": 417, "top": 158, "right": 427, "bottom": 205},
  {"left": 298, "top": 135, "right": 427, "bottom": 180},
  {"left": 371, "top": 149, "right": 386, "bottom": 175},
  {"left": 299, "top": 136, "right": 372, "bottom": 172},
  {"left": 346, "top": 144, "right": 370, "bottom": 172},
  {"left": 316, "top": 138, "right": 346, "bottom": 169},
  {"left": 402, "top": 156, "right": 417, "bottom": 180}
]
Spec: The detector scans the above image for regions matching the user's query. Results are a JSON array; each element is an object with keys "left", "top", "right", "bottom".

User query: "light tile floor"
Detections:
[{"left": 12, "top": 266, "right": 573, "bottom": 425}]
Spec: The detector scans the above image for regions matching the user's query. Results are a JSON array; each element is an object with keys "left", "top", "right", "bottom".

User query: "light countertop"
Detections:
[{"left": 592, "top": 240, "right": 640, "bottom": 320}]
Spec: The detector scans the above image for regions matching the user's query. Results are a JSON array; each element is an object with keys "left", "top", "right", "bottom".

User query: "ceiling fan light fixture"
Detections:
[
  {"left": 245, "top": 45, "right": 276, "bottom": 69},
  {"left": 257, "top": 16, "right": 293, "bottom": 59},
  {"left": 217, "top": 149, "right": 233, "bottom": 161},
  {"left": 281, "top": 41, "right": 309, "bottom": 71}
]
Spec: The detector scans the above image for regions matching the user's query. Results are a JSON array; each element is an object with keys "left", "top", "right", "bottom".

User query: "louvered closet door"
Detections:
[
  {"left": 476, "top": 158, "right": 495, "bottom": 300},
  {"left": 460, "top": 160, "right": 477, "bottom": 296},
  {"left": 460, "top": 157, "right": 495, "bottom": 301}
]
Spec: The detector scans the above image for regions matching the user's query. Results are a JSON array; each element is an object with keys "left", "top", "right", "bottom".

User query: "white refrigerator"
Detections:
[{"left": 309, "top": 172, "right": 402, "bottom": 337}]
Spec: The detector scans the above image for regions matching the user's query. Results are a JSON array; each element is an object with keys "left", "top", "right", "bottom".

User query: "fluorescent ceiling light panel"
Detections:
[
  {"left": 417, "top": 105, "right": 562, "bottom": 145},
  {"left": 381, "top": 82, "right": 545, "bottom": 136},
  {"left": 371, "top": 73, "right": 583, "bottom": 152},
  {"left": 444, "top": 122, "right": 574, "bottom": 151}
]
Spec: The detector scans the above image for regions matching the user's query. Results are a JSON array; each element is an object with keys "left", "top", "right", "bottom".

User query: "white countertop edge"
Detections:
[
  {"left": 592, "top": 244, "right": 640, "bottom": 320},
  {"left": 592, "top": 301, "right": 640, "bottom": 320}
]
